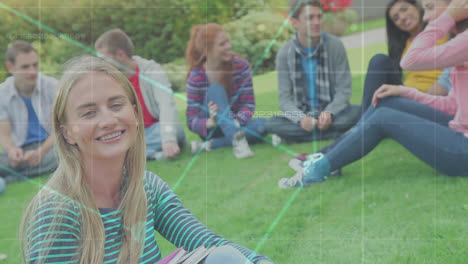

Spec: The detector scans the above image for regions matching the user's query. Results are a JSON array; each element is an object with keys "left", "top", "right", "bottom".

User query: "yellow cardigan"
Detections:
[{"left": 402, "top": 37, "right": 447, "bottom": 92}]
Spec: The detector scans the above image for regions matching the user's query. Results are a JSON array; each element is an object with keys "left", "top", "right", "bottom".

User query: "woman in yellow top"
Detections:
[{"left": 360, "top": 0, "right": 450, "bottom": 113}]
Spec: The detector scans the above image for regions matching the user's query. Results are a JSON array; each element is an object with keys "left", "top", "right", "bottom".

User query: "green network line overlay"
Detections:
[{"left": 0, "top": 0, "right": 321, "bottom": 258}]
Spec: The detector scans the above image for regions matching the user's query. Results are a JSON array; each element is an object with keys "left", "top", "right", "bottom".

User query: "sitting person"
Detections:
[
  {"left": 265, "top": 0, "right": 361, "bottom": 144},
  {"left": 278, "top": 0, "right": 468, "bottom": 188},
  {"left": 19, "top": 56, "right": 274, "bottom": 264},
  {"left": 95, "top": 29, "right": 186, "bottom": 160},
  {"left": 361, "top": 0, "right": 452, "bottom": 114},
  {"left": 185, "top": 23, "right": 267, "bottom": 159},
  {"left": 298, "top": 0, "right": 454, "bottom": 170},
  {"left": 0, "top": 40, "right": 58, "bottom": 193}
]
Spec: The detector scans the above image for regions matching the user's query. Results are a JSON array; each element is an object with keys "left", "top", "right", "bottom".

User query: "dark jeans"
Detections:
[
  {"left": 325, "top": 97, "right": 468, "bottom": 176},
  {"left": 265, "top": 104, "right": 361, "bottom": 142},
  {"left": 201, "top": 84, "right": 266, "bottom": 149},
  {"left": 0, "top": 141, "right": 58, "bottom": 183},
  {"left": 360, "top": 53, "right": 403, "bottom": 114},
  {"left": 318, "top": 54, "right": 403, "bottom": 154}
]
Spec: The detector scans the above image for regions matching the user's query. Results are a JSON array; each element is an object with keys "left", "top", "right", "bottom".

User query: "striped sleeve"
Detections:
[
  {"left": 147, "top": 172, "right": 271, "bottom": 264},
  {"left": 26, "top": 198, "right": 81, "bottom": 263},
  {"left": 186, "top": 70, "right": 209, "bottom": 138},
  {"left": 231, "top": 57, "right": 255, "bottom": 125}
]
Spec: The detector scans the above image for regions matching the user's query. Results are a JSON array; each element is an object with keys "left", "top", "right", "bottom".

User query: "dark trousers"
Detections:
[
  {"left": 0, "top": 141, "right": 58, "bottom": 183},
  {"left": 265, "top": 104, "right": 361, "bottom": 142}
]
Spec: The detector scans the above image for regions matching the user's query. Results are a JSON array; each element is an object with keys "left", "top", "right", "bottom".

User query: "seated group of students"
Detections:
[{"left": 0, "top": 0, "right": 466, "bottom": 263}]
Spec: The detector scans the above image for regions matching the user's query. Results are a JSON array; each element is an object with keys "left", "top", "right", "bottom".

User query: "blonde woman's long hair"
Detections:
[{"left": 19, "top": 56, "right": 148, "bottom": 263}]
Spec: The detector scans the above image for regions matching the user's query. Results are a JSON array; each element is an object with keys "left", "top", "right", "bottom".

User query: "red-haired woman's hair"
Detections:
[{"left": 186, "top": 23, "right": 233, "bottom": 95}]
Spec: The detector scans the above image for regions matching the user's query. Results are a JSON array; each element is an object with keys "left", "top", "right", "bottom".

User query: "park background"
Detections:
[{"left": 0, "top": 0, "right": 467, "bottom": 263}]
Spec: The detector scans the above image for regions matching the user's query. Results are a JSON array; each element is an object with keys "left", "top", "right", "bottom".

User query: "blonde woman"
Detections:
[{"left": 20, "top": 56, "right": 273, "bottom": 264}]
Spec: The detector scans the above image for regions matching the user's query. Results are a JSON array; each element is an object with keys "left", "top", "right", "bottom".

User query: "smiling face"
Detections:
[
  {"left": 207, "top": 31, "right": 232, "bottom": 63},
  {"left": 389, "top": 1, "right": 422, "bottom": 35},
  {"left": 292, "top": 4, "right": 323, "bottom": 41},
  {"left": 62, "top": 72, "right": 137, "bottom": 162},
  {"left": 422, "top": 0, "right": 450, "bottom": 22}
]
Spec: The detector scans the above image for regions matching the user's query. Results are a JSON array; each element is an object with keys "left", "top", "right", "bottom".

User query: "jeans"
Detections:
[
  {"left": 144, "top": 123, "right": 187, "bottom": 158},
  {"left": 202, "top": 245, "right": 253, "bottom": 264},
  {"left": 201, "top": 84, "right": 267, "bottom": 149},
  {"left": 360, "top": 54, "right": 402, "bottom": 114},
  {"left": 0, "top": 141, "right": 58, "bottom": 183},
  {"left": 265, "top": 104, "right": 361, "bottom": 143},
  {"left": 325, "top": 97, "right": 468, "bottom": 176},
  {"left": 317, "top": 54, "right": 404, "bottom": 154}
]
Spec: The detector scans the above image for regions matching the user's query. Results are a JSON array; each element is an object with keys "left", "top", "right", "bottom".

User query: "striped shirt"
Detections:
[
  {"left": 185, "top": 56, "right": 255, "bottom": 138},
  {"left": 26, "top": 171, "right": 270, "bottom": 263}
]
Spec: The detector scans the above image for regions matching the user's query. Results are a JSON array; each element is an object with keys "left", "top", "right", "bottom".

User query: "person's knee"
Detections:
[
  {"left": 376, "top": 96, "right": 408, "bottom": 109},
  {"left": 207, "top": 83, "right": 228, "bottom": 100},
  {"left": 332, "top": 106, "right": 360, "bottom": 131},
  {"left": 265, "top": 116, "right": 280, "bottom": 132},
  {"left": 368, "top": 54, "right": 392, "bottom": 69},
  {"left": 251, "top": 118, "right": 267, "bottom": 136},
  {"left": 369, "top": 107, "right": 402, "bottom": 127}
]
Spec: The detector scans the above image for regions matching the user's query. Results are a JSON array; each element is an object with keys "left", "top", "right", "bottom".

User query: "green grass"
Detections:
[{"left": 1, "top": 44, "right": 468, "bottom": 264}]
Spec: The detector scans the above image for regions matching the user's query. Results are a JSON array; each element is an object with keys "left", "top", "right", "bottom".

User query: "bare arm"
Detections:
[
  {"left": 0, "top": 119, "right": 24, "bottom": 167},
  {"left": 0, "top": 119, "right": 17, "bottom": 153}
]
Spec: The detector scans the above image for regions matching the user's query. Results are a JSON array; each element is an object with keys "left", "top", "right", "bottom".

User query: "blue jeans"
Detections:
[
  {"left": 317, "top": 54, "right": 404, "bottom": 154},
  {"left": 202, "top": 245, "right": 253, "bottom": 264},
  {"left": 144, "top": 123, "right": 187, "bottom": 158},
  {"left": 265, "top": 104, "right": 361, "bottom": 142},
  {"left": 360, "top": 54, "right": 402, "bottom": 114},
  {"left": 325, "top": 97, "right": 468, "bottom": 176},
  {"left": 201, "top": 84, "right": 267, "bottom": 149}
]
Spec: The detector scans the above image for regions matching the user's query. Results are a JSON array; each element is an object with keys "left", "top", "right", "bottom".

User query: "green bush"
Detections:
[
  {"left": 162, "top": 60, "right": 187, "bottom": 93},
  {"left": 33, "top": 36, "right": 86, "bottom": 78},
  {"left": 0, "top": 0, "right": 281, "bottom": 65},
  {"left": 224, "top": 11, "right": 294, "bottom": 73}
]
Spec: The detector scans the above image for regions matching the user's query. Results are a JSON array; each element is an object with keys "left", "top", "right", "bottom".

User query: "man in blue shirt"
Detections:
[{"left": 0, "top": 41, "right": 58, "bottom": 193}]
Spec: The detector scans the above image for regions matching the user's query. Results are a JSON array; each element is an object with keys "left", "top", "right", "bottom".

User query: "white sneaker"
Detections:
[
  {"left": 191, "top": 140, "right": 212, "bottom": 154},
  {"left": 149, "top": 151, "right": 166, "bottom": 160},
  {"left": 232, "top": 131, "right": 254, "bottom": 159},
  {"left": 191, "top": 140, "right": 203, "bottom": 154},
  {"left": 288, "top": 158, "right": 304, "bottom": 173},
  {"left": 278, "top": 171, "right": 304, "bottom": 188},
  {"left": 272, "top": 134, "right": 282, "bottom": 147}
]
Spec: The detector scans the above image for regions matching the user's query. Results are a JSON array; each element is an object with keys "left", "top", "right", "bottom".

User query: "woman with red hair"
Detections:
[{"left": 185, "top": 23, "right": 266, "bottom": 158}]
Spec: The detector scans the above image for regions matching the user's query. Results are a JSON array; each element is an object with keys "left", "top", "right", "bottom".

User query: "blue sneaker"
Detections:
[
  {"left": 302, "top": 153, "right": 330, "bottom": 186},
  {"left": 278, "top": 153, "right": 330, "bottom": 188}
]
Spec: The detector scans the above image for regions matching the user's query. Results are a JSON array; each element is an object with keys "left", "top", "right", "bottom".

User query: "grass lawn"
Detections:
[{"left": 1, "top": 43, "right": 468, "bottom": 263}]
